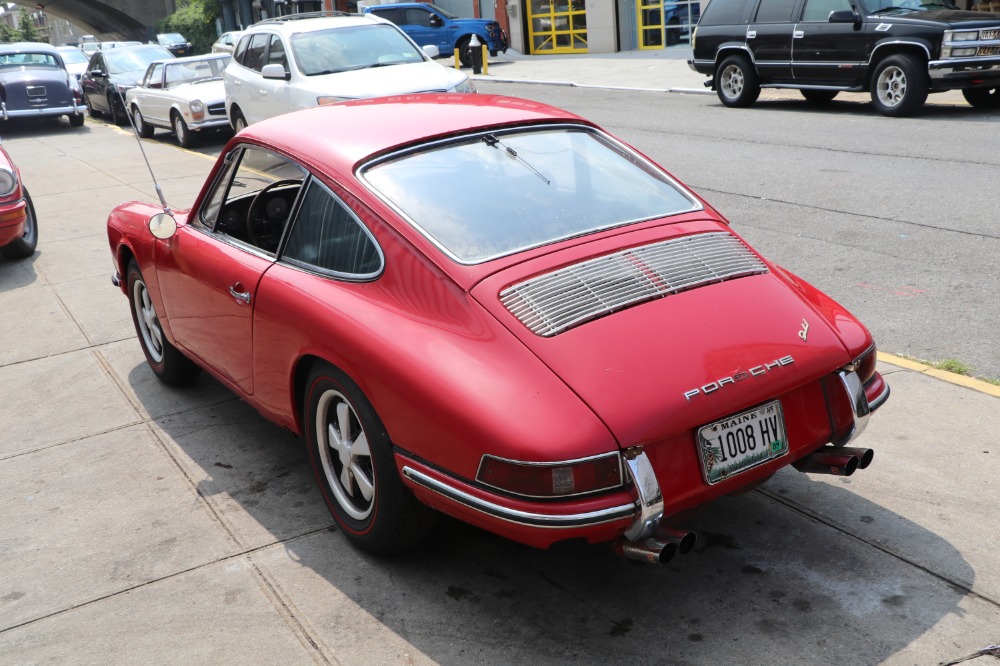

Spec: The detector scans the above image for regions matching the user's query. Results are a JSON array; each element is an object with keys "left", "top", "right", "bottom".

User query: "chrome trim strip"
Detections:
[
  {"left": 832, "top": 368, "right": 872, "bottom": 447},
  {"left": 622, "top": 449, "right": 663, "bottom": 541},
  {"left": 402, "top": 466, "right": 636, "bottom": 529},
  {"left": 868, "top": 382, "right": 891, "bottom": 412},
  {"left": 3, "top": 105, "right": 80, "bottom": 118}
]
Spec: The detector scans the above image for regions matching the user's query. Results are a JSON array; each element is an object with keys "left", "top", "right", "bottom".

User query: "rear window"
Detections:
[
  {"left": 699, "top": 0, "right": 750, "bottom": 25},
  {"left": 361, "top": 126, "right": 701, "bottom": 264}
]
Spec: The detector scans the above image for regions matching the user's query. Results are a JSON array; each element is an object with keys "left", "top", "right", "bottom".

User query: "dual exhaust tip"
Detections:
[
  {"left": 613, "top": 528, "right": 697, "bottom": 566},
  {"left": 793, "top": 445, "right": 874, "bottom": 477}
]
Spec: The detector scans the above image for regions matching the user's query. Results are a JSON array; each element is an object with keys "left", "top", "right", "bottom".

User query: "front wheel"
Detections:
[
  {"left": 716, "top": 55, "right": 760, "bottom": 108},
  {"left": 304, "top": 363, "right": 435, "bottom": 555},
  {"left": 109, "top": 94, "right": 127, "bottom": 125},
  {"left": 870, "top": 54, "right": 928, "bottom": 117},
  {"left": 133, "top": 106, "right": 153, "bottom": 138},
  {"left": 126, "top": 261, "right": 201, "bottom": 386},
  {"left": 0, "top": 189, "right": 37, "bottom": 260},
  {"left": 962, "top": 87, "right": 1000, "bottom": 109},
  {"left": 457, "top": 36, "right": 473, "bottom": 67},
  {"left": 172, "top": 112, "right": 196, "bottom": 148},
  {"left": 230, "top": 107, "right": 247, "bottom": 133}
]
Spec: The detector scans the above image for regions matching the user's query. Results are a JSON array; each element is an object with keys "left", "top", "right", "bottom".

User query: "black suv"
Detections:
[{"left": 688, "top": 0, "right": 1000, "bottom": 115}]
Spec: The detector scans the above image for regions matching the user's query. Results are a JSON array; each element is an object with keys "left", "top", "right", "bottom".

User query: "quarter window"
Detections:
[
  {"left": 801, "top": 0, "right": 853, "bottom": 20},
  {"left": 283, "top": 181, "right": 382, "bottom": 278}
]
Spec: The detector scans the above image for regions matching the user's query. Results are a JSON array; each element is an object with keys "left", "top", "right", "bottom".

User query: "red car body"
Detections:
[
  {"left": 107, "top": 94, "right": 888, "bottom": 560},
  {"left": 0, "top": 144, "right": 36, "bottom": 260}
]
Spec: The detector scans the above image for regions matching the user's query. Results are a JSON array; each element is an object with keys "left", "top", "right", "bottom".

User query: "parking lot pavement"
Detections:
[{"left": 1, "top": 119, "right": 998, "bottom": 665}]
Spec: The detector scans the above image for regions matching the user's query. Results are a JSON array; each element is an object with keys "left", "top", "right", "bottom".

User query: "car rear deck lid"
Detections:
[{"left": 500, "top": 231, "right": 768, "bottom": 337}]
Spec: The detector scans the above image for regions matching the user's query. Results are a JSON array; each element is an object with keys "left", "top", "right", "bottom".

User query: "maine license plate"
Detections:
[{"left": 697, "top": 400, "right": 787, "bottom": 484}]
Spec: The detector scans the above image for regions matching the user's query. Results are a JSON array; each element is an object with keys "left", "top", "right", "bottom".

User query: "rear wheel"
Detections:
[
  {"left": 716, "top": 55, "right": 760, "bottom": 108},
  {"left": 304, "top": 362, "right": 435, "bottom": 555},
  {"left": 68, "top": 113, "right": 85, "bottom": 127},
  {"left": 961, "top": 87, "right": 1000, "bottom": 108},
  {"left": 132, "top": 106, "right": 153, "bottom": 138},
  {"left": 85, "top": 96, "right": 100, "bottom": 118},
  {"left": 0, "top": 189, "right": 37, "bottom": 260},
  {"left": 126, "top": 261, "right": 201, "bottom": 386},
  {"left": 870, "top": 54, "right": 928, "bottom": 117},
  {"left": 801, "top": 89, "right": 838, "bottom": 104}
]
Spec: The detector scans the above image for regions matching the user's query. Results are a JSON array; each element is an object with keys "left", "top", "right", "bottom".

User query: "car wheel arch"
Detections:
[
  {"left": 713, "top": 46, "right": 755, "bottom": 79},
  {"left": 866, "top": 41, "right": 930, "bottom": 85},
  {"left": 292, "top": 354, "right": 377, "bottom": 438}
]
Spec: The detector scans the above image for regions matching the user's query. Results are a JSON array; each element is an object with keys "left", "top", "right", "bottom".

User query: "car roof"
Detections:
[
  {"left": 154, "top": 53, "right": 230, "bottom": 66},
  {"left": 243, "top": 13, "right": 383, "bottom": 36},
  {"left": 239, "top": 94, "right": 590, "bottom": 173},
  {"left": 0, "top": 42, "right": 60, "bottom": 55}
]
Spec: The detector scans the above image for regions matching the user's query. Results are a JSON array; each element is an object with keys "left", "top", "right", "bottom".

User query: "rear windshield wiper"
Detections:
[{"left": 482, "top": 134, "right": 550, "bottom": 185}]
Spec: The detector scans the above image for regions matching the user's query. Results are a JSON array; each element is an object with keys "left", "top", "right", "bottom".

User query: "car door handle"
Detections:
[
  {"left": 259, "top": 89, "right": 268, "bottom": 96},
  {"left": 747, "top": 30, "right": 756, "bottom": 38},
  {"left": 794, "top": 30, "right": 804, "bottom": 38},
  {"left": 229, "top": 283, "right": 251, "bottom": 304}
]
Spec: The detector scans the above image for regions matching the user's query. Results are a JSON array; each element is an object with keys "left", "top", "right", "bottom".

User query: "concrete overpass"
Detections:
[{"left": 15, "top": 0, "right": 177, "bottom": 42}]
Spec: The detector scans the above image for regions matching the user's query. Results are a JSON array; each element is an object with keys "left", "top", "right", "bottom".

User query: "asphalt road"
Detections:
[{"left": 475, "top": 82, "right": 1000, "bottom": 382}]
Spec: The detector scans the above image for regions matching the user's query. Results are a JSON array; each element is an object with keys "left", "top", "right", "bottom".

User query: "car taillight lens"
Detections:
[
  {"left": 854, "top": 345, "right": 877, "bottom": 385},
  {"left": 476, "top": 453, "right": 623, "bottom": 498}
]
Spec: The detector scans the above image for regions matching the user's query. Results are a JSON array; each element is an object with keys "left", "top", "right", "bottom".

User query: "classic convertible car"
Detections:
[
  {"left": 0, "top": 143, "right": 37, "bottom": 260},
  {"left": 126, "top": 53, "right": 231, "bottom": 148},
  {"left": 0, "top": 42, "right": 84, "bottom": 127},
  {"left": 106, "top": 95, "right": 889, "bottom": 561}
]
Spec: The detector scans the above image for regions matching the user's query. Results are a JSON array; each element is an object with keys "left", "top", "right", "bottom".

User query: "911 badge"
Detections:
[{"left": 799, "top": 319, "right": 810, "bottom": 341}]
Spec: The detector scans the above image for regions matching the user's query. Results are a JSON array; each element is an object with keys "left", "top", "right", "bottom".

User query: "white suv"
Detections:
[{"left": 224, "top": 12, "right": 474, "bottom": 130}]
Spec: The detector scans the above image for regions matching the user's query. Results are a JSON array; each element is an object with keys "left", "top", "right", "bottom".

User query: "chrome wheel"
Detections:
[
  {"left": 316, "top": 389, "right": 375, "bottom": 521},
  {"left": 131, "top": 275, "right": 164, "bottom": 364},
  {"left": 876, "top": 65, "right": 907, "bottom": 109},
  {"left": 720, "top": 63, "right": 744, "bottom": 100},
  {"left": 172, "top": 113, "right": 192, "bottom": 147}
]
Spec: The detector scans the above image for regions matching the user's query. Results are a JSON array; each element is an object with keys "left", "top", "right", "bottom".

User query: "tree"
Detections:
[
  {"left": 156, "top": 0, "right": 221, "bottom": 55},
  {"left": 0, "top": 24, "right": 16, "bottom": 44},
  {"left": 17, "top": 7, "right": 41, "bottom": 43}
]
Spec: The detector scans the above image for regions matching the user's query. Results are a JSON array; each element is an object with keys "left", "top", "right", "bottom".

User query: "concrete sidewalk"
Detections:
[{"left": 0, "top": 114, "right": 997, "bottom": 664}]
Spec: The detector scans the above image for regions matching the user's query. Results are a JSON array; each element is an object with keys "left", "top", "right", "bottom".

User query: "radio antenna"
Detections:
[{"left": 117, "top": 88, "right": 172, "bottom": 215}]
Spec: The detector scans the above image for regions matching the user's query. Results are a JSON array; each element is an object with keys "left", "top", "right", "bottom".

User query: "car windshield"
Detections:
[
  {"left": 58, "top": 48, "right": 89, "bottom": 65},
  {"left": 427, "top": 3, "right": 458, "bottom": 18},
  {"left": 158, "top": 33, "right": 186, "bottom": 44},
  {"left": 0, "top": 52, "right": 61, "bottom": 68},
  {"left": 163, "top": 57, "right": 229, "bottom": 87},
  {"left": 291, "top": 24, "right": 424, "bottom": 75},
  {"left": 105, "top": 48, "right": 171, "bottom": 75},
  {"left": 862, "top": 0, "right": 957, "bottom": 12},
  {"left": 362, "top": 127, "right": 701, "bottom": 264}
]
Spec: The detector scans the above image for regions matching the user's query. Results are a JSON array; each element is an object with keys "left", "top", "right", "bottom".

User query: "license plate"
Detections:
[{"left": 697, "top": 400, "right": 787, "bottom": 484}]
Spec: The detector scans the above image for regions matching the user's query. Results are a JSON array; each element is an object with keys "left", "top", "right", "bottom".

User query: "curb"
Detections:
[
  {"left": 878, "top": 352, "right": 1000, "bottom": 398},
  {"left": 472, "top": 75, "right": 714, "bottom": 95}
]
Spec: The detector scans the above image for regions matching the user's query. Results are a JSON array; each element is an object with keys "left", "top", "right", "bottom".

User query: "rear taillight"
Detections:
[
  {"left": 854, "top": 345, "right": 878, "bottom": 385},
  {"left": 477, "top": 453, "right": 623, "bottom": 498}
]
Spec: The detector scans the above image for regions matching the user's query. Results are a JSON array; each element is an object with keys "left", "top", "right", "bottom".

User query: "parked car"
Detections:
[
  {"left": 106, "top": 94, "right": 889, "bottom": 559},
  {"left": 126, "top": 53, "right": 231, "bottom": 147},
  {"left": 57, "top": 45, "right": 90, "bottom": 82},
  {"left": 212, "top": 30, "right": 242, "bottom": 54},
  {"left": 81, "top": 44, "right": 175, "bottom": 124},
  {"left": 688, "top": 0, "right": 1000, "bottom": 116},
  {"left": 224, "top": 13, "right": 473, "bottom": 130},
  {"left": 362, "top": 3, "right": 507, "bottom": 66},
  {"left": 662, "top": 1, "right": 700, "bottom": 46},
  {"left": 0, "top": 42, "right": 84, "bottom": 127},
  {"left": 156, "top": 33, "right": 193, "bottom": 57},
  {"left": 0, "top": 143, "right": 37, "bottom": 260}
]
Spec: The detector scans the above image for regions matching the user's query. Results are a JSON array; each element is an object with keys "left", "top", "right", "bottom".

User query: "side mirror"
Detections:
[
  {"left": 148, "top": 212, "right": 177, "bottom": 240},
  {"left": 828, "top": 9, "right": 861, "bottom": 25},
  {"left": 261, "top": 63, "right": 290, "bottom": 80},
  {"left": 91, "top": 68, "right": 106, "bottom": 78},
  {"left": 422, "top": 44, "right": 441, "bottom": 58},
  {"left": 429, "top": 14, "right": 444, "bottom": 27}
]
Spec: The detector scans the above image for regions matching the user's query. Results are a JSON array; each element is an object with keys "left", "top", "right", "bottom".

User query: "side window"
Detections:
[
  {"left": 374, "top": 8, "right": 405, "bottom": 24},
  {"left": 698, "top": 0, "right": 749, "bottom": 25},
  {"left": 233, "top": 35, "right": 251, "bottom": 64},
  {"left": 283, "top": 181, "right": 383, "bottom": 278},
  {"left": 199, "top": 146, "right": 306, "bottom": 255},
  {"left": 244, "top": 33, "right": 269, "bottom": 72},
  {"left": 267, "top": 35, "right": 288, "bottom": 70},
  {"left": 801, "top": 0, "right": 852, "bottom": 20},
  {"left": 754, "top": 0, "right": 797, "bottom": 21},
  {"left": 406, "top": 8, "right": 434, "bottom": 27},
  {"left": 145, "top": 63, "right": 163, "bottom": 87}
]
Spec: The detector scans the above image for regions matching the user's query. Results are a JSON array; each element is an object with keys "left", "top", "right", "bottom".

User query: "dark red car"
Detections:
[
  {"left": 106, "top": 95, "right": 889, "bottom": 562},
  {"left": 0, "top": 144, "right": 37, "bottom": 260}
]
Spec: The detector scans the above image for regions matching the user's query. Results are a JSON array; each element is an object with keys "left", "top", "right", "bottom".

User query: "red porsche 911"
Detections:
[{"left": 107, "top": 94, "right": 889, "bottom": 562}]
